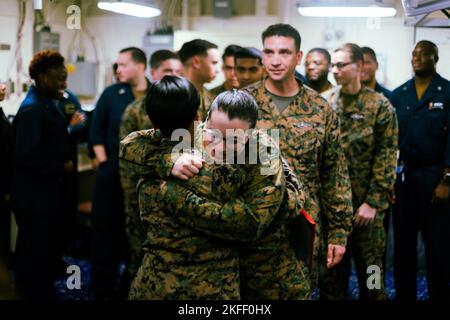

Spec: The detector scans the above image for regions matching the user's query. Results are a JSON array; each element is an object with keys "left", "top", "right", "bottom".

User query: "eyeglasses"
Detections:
[
  {"left": 202, "top": 127, "right": 221, "bottom": 141},
  {"left": 202, "top": 126, "right": 248, "bottom": 146},
  {"left": 330, "top": 61, "right": 353, "bottom": 69}
]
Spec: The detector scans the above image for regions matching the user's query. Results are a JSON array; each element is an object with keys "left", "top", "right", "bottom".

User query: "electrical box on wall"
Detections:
[
  {"left": 33, "top": 30, "right": 60, "bottom": 54},
  {"left": 67, "top": 62, "right": 97, "bottom": 97},
  {"left": 213, "top": 0, "right": 233, "bottom": 18},
  {"left": 143, "top": 34, "right": 174, "bottom": 55}
]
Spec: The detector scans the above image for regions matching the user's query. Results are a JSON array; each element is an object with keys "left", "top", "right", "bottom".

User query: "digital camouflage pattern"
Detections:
[
  {"left": 120, "top": 126, "right": 311, "bottom": 299},
  {"left": 327, "top": 86, "right": 398, "bottom": 212},
  {"left": 120, "top": 129, "right": 240, "bottom": 299},
  {"left": 119, "top": 96, "right": 152, "bottom": 140},
  {"left": 322, "top": 213, "right": 387, "bottom": 300},
  {"left": 320, "top": 86, "right": 398, "bottom": 300},
  {"left": 197, "top": 88, "right": 216, "bottom": 122},
  {"left": 209, "top": 83, "right": 227, "bottom": 97},
  {"left": 156, "top": 126, "right": 311, "bottom": 299},
  {"left": 119, "top": 96, "right": 153, "bottom": 280},
  {"left": 244, "top": 78, "right": 354, "bottom": 285}
]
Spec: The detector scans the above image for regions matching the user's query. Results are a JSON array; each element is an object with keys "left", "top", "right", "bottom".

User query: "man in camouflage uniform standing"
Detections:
[
  {"left": 243, "top": 24, "right": 354, "bottom": 291},
  {"left": 178, "top": 39, "right": 219, "bottom": 121},
  {"left": 321, "top": 43, "right": 398, "bottom": 299},
  {"left": 119, "top": 50, "right": 182, "bottom": 280},
  {"left": 210, "top": 45, "right": 242, "bottom": 95}
]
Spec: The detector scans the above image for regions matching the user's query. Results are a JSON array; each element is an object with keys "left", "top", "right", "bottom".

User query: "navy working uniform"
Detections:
[
  {"left": 60, "top": 90, "right": 88, "bottom": 165},
  {"left": 390, "top": 73, "right": 450, "bottom": 300},
  {"left": 57, "top": 91, "right": 88, "bottom": 251},
  {"left": 374, "top": 82, "right": 391, "bottom": 100},
  {"left": 89, "top": 82, "right": 138, "bottom": 299},
  {"left": 12, "top": 85, "right": 71, "bottom": 299}
]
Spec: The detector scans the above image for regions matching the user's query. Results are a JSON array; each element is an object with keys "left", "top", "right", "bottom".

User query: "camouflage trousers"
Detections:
[
  {"left": 304, "top": 215, "right": 324, "bottom": 292},
  {"left": 239, "top": 225, "right": 312, "bottom": 300},
  {"left": 319, "top": 212, "right": 387, "bottom": 300},
  {"left": 128, "top": 251, "right": 241, "bottom": 300},
  {"left": 124, "top": 210, "right": 146, "bottom": 281}
]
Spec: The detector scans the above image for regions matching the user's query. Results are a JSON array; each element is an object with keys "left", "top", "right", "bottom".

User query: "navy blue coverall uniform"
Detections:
[
  {"left": 58, "top": 91, "right": 88, "bottom": 251},
  {"left": 89, "top": 82, "right": 136, "bottom": 298},
  {"left": 11, "top": 85, "right": 71, "bottom": 299},
  {"left": 375, "top": 82, "right": 391, "bottom": 100},
  {"left": 390, "top": 73, "right": 450, "bottom": 300}
]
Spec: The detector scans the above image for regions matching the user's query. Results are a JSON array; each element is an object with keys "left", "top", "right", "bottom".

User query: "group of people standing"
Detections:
[{"left": 3, "top": 22, "right": 449, "bottom": 300}]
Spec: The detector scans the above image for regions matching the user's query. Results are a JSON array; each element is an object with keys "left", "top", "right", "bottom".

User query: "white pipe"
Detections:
[
  {"left": 256, "top": 0, "right": 268, "bottom": 16},
  {"left": 281, "top": 0, "right": 291, "bottom": 23},
  {"left": 182, "top": 0, "right": 189, "bottom": 30},
  {"left": 33, "top": 0, "right": 42, "bottom": 10}
]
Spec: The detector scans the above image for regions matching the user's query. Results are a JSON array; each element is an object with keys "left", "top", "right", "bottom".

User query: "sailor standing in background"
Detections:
[
  {"left": 12, "top": 50, "right": 72, "bottom": 299},
  {"left": 390, "top": 40, "right": 450, "bottom": 300},
  {"left": 89, "top": 47, "right": 150, "bottom": 299}
]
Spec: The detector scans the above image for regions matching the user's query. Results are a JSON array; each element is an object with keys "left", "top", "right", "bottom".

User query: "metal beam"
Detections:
[
  {"left": 441, "top": 9, "right": 450, "bottom": 19},
  {"left": 404, "top": 13, "right": 427, "bottom": 27}
]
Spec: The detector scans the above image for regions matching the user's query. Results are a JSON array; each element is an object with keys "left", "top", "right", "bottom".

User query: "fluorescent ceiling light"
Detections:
[
  {"left": 298, "top": 6, "right": 397, "bottom": 17},
  {"left": 98, "top": 1, "right": 161, "bottom": 18}
]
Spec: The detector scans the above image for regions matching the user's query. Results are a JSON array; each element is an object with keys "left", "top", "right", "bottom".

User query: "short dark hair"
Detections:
[
  {"left": 361, "top": 46, "right": 378, "bottom": 65},
  {"left": 150, "top": 50, "right": 180, "bottom": 69},
  {"left": 208, "top": 89, "right": 259, "bottom": 129},
  {"left": 416, "top": 40, "right": 439, "bottom": 62},
  {"left": 307, "top": 48, "right": 331, "bottom": 64},
  {"left": 29, "top": 49, "right": 65, "bottom": 80},
  {"left": 262, "top": 24, "right": 301, "bottom": 52},
  {"left": 145, "top": 76, "right": 200, "bottom": 137},
  {"left": 119, "top": 47, "right": 147, "bottom": 69},
  {"left": 178, "top": 39, "right": 218, "bottom": 64},
  {"left": 222, "top": 45, "right": 242, "bottom": 61},
  {"left": 234, "top": 47, "right": 262, "bottom": 65},
  {"left": 112, "top": 62, "right": 118, "bottom": 73},
  {"left": 335, "top": 43, "right": 363, "bottom": 63}
]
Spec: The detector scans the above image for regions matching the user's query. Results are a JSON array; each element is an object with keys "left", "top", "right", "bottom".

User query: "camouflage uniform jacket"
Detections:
[
  {"left": 119, "top": 96, "right": 152, "bottom": 140},
  {"left": 210, "top": 83, "right": 227, "bottom": 96},
  {"left": 244, "top": 78, "right": 353, "bottom": 247},
  {"left": 119, "top": 95, "right": 153, "bottom": 278},
  {"left": 327, "top": 86, "right": 398, "bottom": 211},
  {"left": 143, "top": 125, "right": 311, "bottom": 299},
  {"left": 197, "top": 88, "right": 216, "bottom": 122},
  {"left": 120, "top": 129, "right": 240, "bottom": 299}
]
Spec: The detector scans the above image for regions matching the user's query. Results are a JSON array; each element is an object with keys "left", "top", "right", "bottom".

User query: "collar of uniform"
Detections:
[
  {"left": 259, "top": 76, "right": 306, "bottom": 115},
  {"left": 330, "top": 85, "right": 367, "bottom": 114},
  {"left": 116, "top": 78, "right": 150, "bottom": 96},
  {"left": 159, "top": 131, "right": 183, "bottom": 148},
  {"left": 202, "top": 87, "right": 215, "bottom": 99},
  {"left": 426, "top": 73, "right": 444, "bottom": 95},
  {"left": 115, "top": 82, "right": 132, "bottom": 96},
  {"left": 409, "top": 73, "right": 440, "bottom": 92},
  {"left": 23, "top": 85, "right": 56, "bottom": 109},
  {"left": 411, "top": 73, "right": 444, "bottom": 106}
]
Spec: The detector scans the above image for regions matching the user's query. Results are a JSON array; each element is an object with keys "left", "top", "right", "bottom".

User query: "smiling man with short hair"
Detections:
[{"left": 243, "top": 24, "right": 354, "bottom": 294}]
